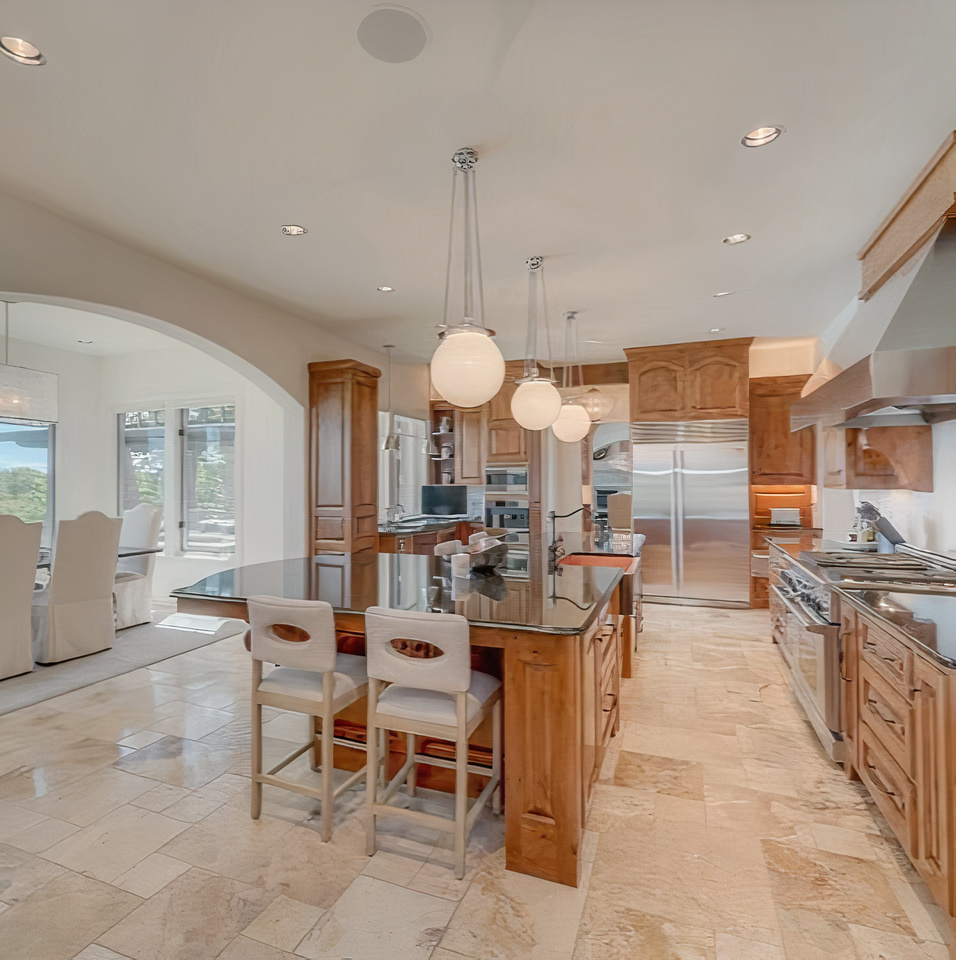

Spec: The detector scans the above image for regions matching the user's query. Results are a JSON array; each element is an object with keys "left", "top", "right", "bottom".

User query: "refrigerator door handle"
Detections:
[
  {"left": 670, "top": 448, "right": 680, "bottom": 593},
  {"left": 675, "top": 448, "right": 685, "bottom": 594}
]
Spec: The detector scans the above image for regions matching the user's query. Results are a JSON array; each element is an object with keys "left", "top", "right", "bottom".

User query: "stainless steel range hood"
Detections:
[{"left": 792, "top": 217, "right": 956, "bottom": 430}]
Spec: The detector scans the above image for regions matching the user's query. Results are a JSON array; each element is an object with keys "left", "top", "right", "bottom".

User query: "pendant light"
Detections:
[
  {"left": 429, "top": 147, "right": 505, "bottom": 409},
  {"left": 551, "top": 312, "right": 591, "bottom": 443},
  {"left": 0, "top": 301, "right": 58, "bottom": 423},
  {"left": 381, "top": 345, "right": 400, "bottom": 451},
  {"left": 511, "top": 257, "right": 562, "bottom": 430}
]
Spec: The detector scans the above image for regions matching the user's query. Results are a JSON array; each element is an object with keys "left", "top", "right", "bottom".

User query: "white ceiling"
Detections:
[{"left": 2, "top": 0, "right": 955, "bottom": 364}]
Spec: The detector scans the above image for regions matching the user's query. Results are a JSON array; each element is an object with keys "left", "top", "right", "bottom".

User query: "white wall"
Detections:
[{"left": 7, "top": 334, "right": 304, "bottom": 600}]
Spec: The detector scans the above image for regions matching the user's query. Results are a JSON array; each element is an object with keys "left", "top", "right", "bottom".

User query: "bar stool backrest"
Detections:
[
  {"left": 364, "top": 606, "right": 470, "bottom": 694},
  {"left": 247, "top": 595, "right": 337, "bottom": 673}
]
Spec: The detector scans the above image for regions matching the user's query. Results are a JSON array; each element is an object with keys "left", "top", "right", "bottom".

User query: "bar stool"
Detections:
[
  {"left": 248, "top": 595, "right": 369, "bottom": 840},
  {"left": 363, "top": 606, "right": 502, "bottom": 879}
]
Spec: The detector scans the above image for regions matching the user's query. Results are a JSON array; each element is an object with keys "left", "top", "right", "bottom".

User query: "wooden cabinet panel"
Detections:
[
  {"left": 912, "top": 658, "right": 951, "bottom": 909},
  {"left": 859, "top": 618, "right": 914, "bottom": 701},
  {"left": 824, "top": 425, "right": 934, "bottom": 492},
  {"left": 309, "top": 360, "right": 380, "bottom": 554},
  {"left": 859, "top": 659, "right": 912, "bottom": 776},
  {"left": 488, "top": 419, "right": 527, "bottom": 462},
  {"left": 839, "top": 605, "right": 860, "bottom": 775},
  {"left": 859, "top": 719, "right": 917, "bottom": 857},
  {"left": 455, "top": 406, "right": 486, "bottom": 483},
  {"left": 750, "top": 375, "right": 815, "bottom": 484},
  {"left": 626, "top": 338, "right": 751, "bottom": 422}
]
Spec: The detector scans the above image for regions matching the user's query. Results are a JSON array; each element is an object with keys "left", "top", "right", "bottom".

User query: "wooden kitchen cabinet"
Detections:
[
  {"left": 823, "top": 425, "right": 933, "bottom": 492},
  {"left": 455, "top": 405, "right": 487, "bottom": 483},
  {"left": 749, "top": 375, "right": 815, "bottom": 483},
  {"left": 625, "top": 338, "right": 751, "bottom": 421},
  {"left": 581, "top": 612, "right": 621, "bottom": 809},
  {"left": 839, "top": 602, "right": 860, "bottom": 776},
  {"left": 487, "top": 361, "right": 529, "bottom": 464},
  {"left": 309, "top": 359, "right": 380, "bottom": 554}
]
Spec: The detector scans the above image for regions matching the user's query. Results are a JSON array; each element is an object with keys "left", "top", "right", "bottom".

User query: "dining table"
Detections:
[{"left": 171, "top": 549, "right": 630, "bottom": 887}]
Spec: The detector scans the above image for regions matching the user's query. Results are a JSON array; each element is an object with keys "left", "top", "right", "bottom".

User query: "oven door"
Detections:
[{"left": 770, "top": 584, "right": 843, "bottom": 738}]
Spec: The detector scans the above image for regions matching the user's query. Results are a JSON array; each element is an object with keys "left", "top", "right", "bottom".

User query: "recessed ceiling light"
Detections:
[
  {"left": 377, "top": 285, "right": 395, "bottom": 293},
  {"left": 723, "top": 233, "right": 751, "bottom": 245},
  {"left": 709, "top": 328, "right": 723, "bottom": 333},
  {"left": 741, "top": 125, "right": 785, "bottom": 147},
  {"left": 713, "top": 291, "right": 734, "bottom": 297},
  {"left": 0, "top": 36, "right": 46, "bottom": 65},
  {"left": 280, "top": 224, "right": 307, "bottom": 236},
  {"left": 77, "top": 339, "right": 93, "bottom": 344}
]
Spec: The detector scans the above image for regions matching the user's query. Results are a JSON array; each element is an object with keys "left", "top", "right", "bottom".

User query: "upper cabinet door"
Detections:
[
  {"left": 749, "top": 375, "right": 815, "bottom": 483},
  {"left": 630, "top": 358, "right": 684, "bottom": 421},
  {"left": 686, "top": 355, "right": 748, "bottom": 419},
  {"left": 455, "top": 405, "right": 487, "bottom": 483}
]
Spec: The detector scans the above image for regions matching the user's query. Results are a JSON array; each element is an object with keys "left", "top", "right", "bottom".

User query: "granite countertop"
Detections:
[
  {"left": 378, "top": 517, "right": 469, "bottom": 535},
  {"left": 761, "top": 529, "right": 821, "bottom": 560},
  {"left": 557, "top": 531, "right": 645, "bottom": 557}
]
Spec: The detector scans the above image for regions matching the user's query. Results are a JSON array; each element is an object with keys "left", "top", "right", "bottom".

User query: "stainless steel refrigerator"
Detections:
[{"left": 631, "top": 420, "right": 750, "bottom": 606}]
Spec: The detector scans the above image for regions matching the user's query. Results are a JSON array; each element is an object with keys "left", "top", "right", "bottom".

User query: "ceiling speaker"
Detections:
[{"left": 357, "top": 8, "right": 428, "bottom": 63}]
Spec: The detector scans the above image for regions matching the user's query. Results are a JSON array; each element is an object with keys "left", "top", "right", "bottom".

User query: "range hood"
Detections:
[{"left": 792, "top": 217, "right": 956, "bottom": 430}]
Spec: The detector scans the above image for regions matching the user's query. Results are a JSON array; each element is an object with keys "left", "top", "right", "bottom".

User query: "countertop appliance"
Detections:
[{"left": 631, "top": 419, "right": 750, "bottom": 606}]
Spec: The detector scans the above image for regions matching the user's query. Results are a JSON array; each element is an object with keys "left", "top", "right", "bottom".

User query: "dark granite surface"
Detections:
[{"left": 172, "top": 553, "right": 622, "bottom": 636}]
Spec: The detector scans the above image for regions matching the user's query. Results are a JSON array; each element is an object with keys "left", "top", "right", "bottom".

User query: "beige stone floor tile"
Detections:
[
  {"left": 0, "top": 841, "right": 67, "bottom": 904},
  {"left": 621, "top": 720, "right": 742, "bottom": 765},
  {"left": 218, "top": 937, "right": 300, "bottom": 959},
  {"left": 774, "top": 906, "right": 857, "bottom": 960},
  {"left": 16, "top": 766, "right": 157, "bottom": 826},
  {"left": 0, "top": 798, "right": 47, "bottom": 839},
  {"left": 41, "top": 803, "right": 188, "bottom": 884},
  {"left": 653, "top": 792, "right": 707, "bottom": 824},
  {"left": 112, "top": 851, "right": 191, "bottom": 898},
  {"left": 111, "top": 733, "right": 235, "bottom": 789},
  {"left": 117, "top": 729, "right": 167, "bottom": 749},
  {"left": 4, "top": 814, "right": 80, "bottom": 853},
  {"left": 130, "top": 781, "right": 192, "bottom": 812},
  {"left": 150, "top": 702, "right": 237, "bottom": 740},
  {"left": 806, "top": 821, "right": 880, "bottom": 860},
  {"left": 575, "top": 905, "right": 717, "bottom": 960},
  {"left": 441, "top": 853, "right": 593, "bottom": 960},
  {"left": 0, "top": 738, "right": 135, "bottom": 803},
  {"left": 0, "top": 869, "right": 141, "bottom": 960},
  {"left": 98, "top": 867, "right": 272, "bottom": 960},
  {"left": 362, "top": 848, "right": 425, "bottom": 885},
  {"left": 715, "top": 931, "right": 786, "bottom": 959},
  {"left": 74, "top": 944, "right": 135, "bottom": 960},
  {"left": 611, "top": 749, "right": 704, "bottom": 799},
  {"left": 847, "top": 922, "right": 950, "bottom": 959},
  {"left": 761, "top": 838, "right": 914, "bottom": 937},
  {"left": 160, "top": 796, "right": 367, "bottom": 908},
  {"left": 296, "top": 874, "right": 457, "bottom": 960},
  {"left": 160, "top": 791, "right": 228, "bottom": 822},
  {"left": 887, "top": 875, "right": 951, "bottom": 944},
  {"left": 241, "top": 893, "right": 324, "bottom": 952}
]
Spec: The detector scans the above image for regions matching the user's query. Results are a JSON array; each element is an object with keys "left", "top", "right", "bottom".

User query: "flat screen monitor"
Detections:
[{"left": 421, "top": 484, "right": 467, "bottom": 516}]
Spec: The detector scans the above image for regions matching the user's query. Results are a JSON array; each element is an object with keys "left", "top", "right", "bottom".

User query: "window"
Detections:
[
  {"left": 118, "top": 410, "right": 165, "bottom": 544},
  {"left": 0, "top": 418, "right": 54, "bottom": 541},
  {"left": 118, "top": 403, "right": 235, "bottom": 556},
  {"left": 379, "top": 413, "right": 427, "bottom": 519},
  {"left": 181, "top": 405, "right": 235, "bottom": 554}
]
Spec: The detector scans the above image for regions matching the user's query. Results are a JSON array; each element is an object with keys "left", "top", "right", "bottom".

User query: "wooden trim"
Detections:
[{"left": 857, "top": 131, "right": 956, "bottom": 300}]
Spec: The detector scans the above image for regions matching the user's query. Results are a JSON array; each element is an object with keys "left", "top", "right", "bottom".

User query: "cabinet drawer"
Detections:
[
  {"left": 859, "top": 620, "right": 913, "bottom": 702},
  {"left": 858, "top": 719, "right": 916, "bottom": 857},
  {"left": 859, "top": 659, "right": 912, "bottom": 776}
]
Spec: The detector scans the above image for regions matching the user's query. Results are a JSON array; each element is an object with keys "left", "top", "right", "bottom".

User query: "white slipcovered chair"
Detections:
[
  {"left": 0, "top": 516, "right": 43, "bottom": 680},
  {"left": 364, "top": 606, "right": 502, "bottom": 879},
  {"left": 113, "top": 503, "right": 163, "bottom": 629},
  {"left": 248, "top": 595, "right": 370, "bottom": 841},
  {"left": 32, "top": 511, "right": 122, "bottom": 664}
]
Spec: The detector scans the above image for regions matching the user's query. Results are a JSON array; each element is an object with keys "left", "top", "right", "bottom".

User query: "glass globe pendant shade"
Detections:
[
  {"left": 430, "top": 327, "right": 505, "bottom": 408},
  {"left": 551, "top": 402, "right": 591, "bottom": 443},
  {"left": 511, "top": 378, "right": 561, "bottom": 430}
]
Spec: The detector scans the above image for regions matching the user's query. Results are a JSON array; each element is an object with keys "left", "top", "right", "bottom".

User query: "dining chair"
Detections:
[
  {"left": 363, "top": 606, "right": 502, "bottom": 879},
  {"left": 0, "top": 516, "right": 43, "bottom": 680},
  {"left": 113, "top": 502, "right": 163, "bottom": 629},
  {"left": 248, "top": 595, "right": 370, "bottom": 841},
  {"left": 32, "top": 511, "right": 122, "bottom": 664}
]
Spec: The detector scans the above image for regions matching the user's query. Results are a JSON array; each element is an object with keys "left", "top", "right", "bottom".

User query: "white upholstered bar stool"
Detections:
[
  {"left": 0, "top": 516, "right": 43, "bottom": 680},
  {"left": 248, "top": 595, "right": 370, "bottom": 841},
  {"left": 364, "top": 606, "right": 502, "bottom": 879}
]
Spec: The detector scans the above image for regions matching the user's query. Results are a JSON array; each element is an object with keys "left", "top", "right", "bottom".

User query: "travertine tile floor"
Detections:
[{"left": 0, "top": 605, "right": 951, "bottom": 959}]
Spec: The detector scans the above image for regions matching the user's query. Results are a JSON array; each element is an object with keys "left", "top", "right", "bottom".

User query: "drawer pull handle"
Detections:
[
  {"left": 866, "top": 763, "right": 898, "bottom": 800},
  {"left": 866, "top": 697, "right": 901, "bottom": 728}
]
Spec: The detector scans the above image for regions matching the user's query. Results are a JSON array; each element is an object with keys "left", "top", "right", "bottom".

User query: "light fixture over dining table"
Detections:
[{"left": 429, "top": 147, "right": 505, "bottom": 409}]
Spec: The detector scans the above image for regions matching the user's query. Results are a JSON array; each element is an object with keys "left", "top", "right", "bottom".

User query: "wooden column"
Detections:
[{"left": 308, "top": 360, "right": 381, "bottom": 554}]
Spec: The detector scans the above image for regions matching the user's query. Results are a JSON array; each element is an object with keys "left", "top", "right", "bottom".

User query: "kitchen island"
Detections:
[{"left": 172, "top": 550, "right": 628, "bottom": 886}]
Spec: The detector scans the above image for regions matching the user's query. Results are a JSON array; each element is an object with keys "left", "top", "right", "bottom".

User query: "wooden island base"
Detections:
[{"left": 177, "top": 595, "right": 627, "bottom": 887}]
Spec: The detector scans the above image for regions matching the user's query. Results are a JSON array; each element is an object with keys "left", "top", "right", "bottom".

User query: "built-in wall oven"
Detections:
[{"left": 769, "top": 563, "right": 844, "bottom": 762}]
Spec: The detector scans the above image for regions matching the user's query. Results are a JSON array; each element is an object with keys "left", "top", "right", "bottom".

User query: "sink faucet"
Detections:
[{"left": 548, "top": 507, "right": 586, "bottom": 572}]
